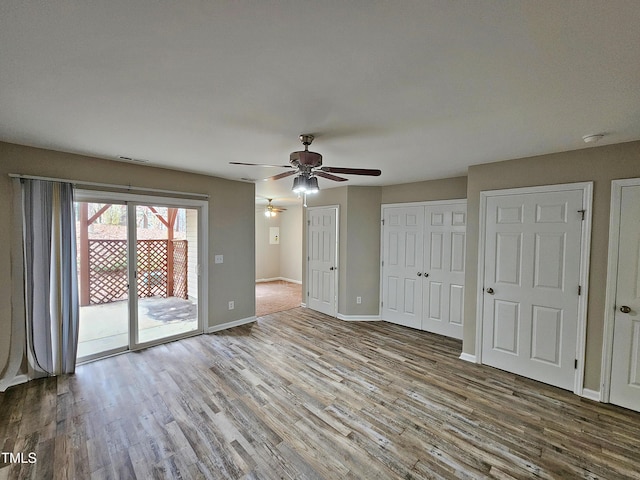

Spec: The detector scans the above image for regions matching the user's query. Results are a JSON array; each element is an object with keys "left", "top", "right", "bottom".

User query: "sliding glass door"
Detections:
[
  {"left": 75, "top": 193, "right": 207, "bottom": 363},
  {"left": 76, "top": 202, "right": 130, "bottom": 360},
  {"left": 133, "top": 204, "right": 199, "bottom": 345}
]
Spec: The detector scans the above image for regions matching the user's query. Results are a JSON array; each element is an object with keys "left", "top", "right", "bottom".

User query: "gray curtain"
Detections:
[{"left": 22, "top": 179, "right": 79, "bottom": 375}]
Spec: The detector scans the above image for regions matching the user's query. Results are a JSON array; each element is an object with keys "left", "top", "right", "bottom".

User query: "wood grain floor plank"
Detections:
[{"left": 2, "top": 307, "right": 640, "bottom": 479}]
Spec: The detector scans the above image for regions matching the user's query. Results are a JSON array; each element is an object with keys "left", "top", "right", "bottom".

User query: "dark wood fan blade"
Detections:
[
  {"left": 315, "top": 171, "right": 348, "bottom": 182},
  {"left": 230, "top": 162, "right": 292, "bottom": 168},
  {"left": 273, "top": 208, "right": 287, "bottom": 212},
  {"left": 320, "top": 166, "right": 381, "bottom": 176},
  {"left": 264, "top": 170, "right": 297, "bottom": 181}
]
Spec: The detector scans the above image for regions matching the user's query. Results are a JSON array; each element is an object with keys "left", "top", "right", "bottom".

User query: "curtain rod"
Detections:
[{"left": 8, "top": 173, "right": 209, "bottom": 199}]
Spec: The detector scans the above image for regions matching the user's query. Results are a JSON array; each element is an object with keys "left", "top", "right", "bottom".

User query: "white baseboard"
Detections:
[
  {"left": 581, "top": 388, "right": 601, "bottom": 402},
  {"left": 337, "top": 313, "right": 381, "bottom": 322},
  {"left": 256, "top": 277, "right": 302, "bottom": 284},
  {"left": 300, "top": 303, "right": 307, "bottom": 308},
  {"left": 0, "top": 374, "right": 29, "bottom": 392},
  {"left": 459, "top": 352, "right": 477, "bottom": 363},
  {"left": 207, "top": 316, "right": 256, "bottom": 333}
]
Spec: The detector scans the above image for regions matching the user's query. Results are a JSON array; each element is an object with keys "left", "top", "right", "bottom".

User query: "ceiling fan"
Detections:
[
  {"left": 230, "top": 134, "right": 381, "bottom": 194},
  {"left": 264, "top": 198, "right": 286, "bottom": 217}
]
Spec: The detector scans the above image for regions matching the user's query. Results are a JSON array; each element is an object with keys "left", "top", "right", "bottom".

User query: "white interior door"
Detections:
[
  {"left": 609, "top": 184, "right": 640, "bottom": 412},
  {"left": 381, "top": 206, "right": 423, "bottom": 329},
  {"left": 481, "top": 189, "right": 584, "bottom": 390},
  {"left": 307, "top": 207, "right": 337, "bottom": 317},
  {"left": 422, "top": 202, "right": 466, "bottom": 339}
]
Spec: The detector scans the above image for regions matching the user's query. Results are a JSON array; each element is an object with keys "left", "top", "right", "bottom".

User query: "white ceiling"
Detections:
[{"left": 2, "top": 1, "right": 639, "bottom": 206}]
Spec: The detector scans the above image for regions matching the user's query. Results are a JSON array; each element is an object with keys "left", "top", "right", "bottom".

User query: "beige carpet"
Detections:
[{"left": 255, "top": 280, "right": 302, "bottom": 317}]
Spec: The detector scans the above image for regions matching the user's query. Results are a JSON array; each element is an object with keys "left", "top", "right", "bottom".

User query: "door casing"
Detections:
[
  {"left": 306, "top": 205, "right": 339, "bottom": 317},
  {"left": 475, "top": 182, "right": 592, "bottom": 396}
]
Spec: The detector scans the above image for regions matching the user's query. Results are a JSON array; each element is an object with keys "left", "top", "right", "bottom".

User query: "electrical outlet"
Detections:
[
  {"left": 214, "top": 255, "right": 224, "bottom": 264},
  {"left": 356, "top": 296, "right": 362, "bottom": 304},
  {"left": 228, "top": 301, "right": 234, "bottom": 310}
]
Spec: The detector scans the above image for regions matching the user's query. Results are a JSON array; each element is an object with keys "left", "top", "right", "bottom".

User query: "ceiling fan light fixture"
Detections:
[
  {"left": 306, "top": 176, "right": 319, "bottom": 194},
  {"left": 292, "top": 175, "right": 306, "bottom": 194},
  {"left": 292, "top": 174, "right": 320, "bottom": 194},
  {"left": 264, "top": 209, "right": 277, "bottom": 217}
]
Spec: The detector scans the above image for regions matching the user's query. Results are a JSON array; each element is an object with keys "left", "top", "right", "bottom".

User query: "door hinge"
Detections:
[
  {"left": 578, "top": 285, "right": 582, "bottom": 296},
  {"left": 381, "top": 301, "right": 383, "bottom": 307},
  {"left": 574, "top": 359, "right": 578, "bottom": 369},
  {"left": 381, "top": 260, "right": 384, "bottom": 267},
  {"left": 381, "top": 218, "right": 385, "bottom": 225},
  {"left": 307, "top": 220, "right": 311, "bottom": 226},
  {"left": 578, "top": 209, "right": 586, "bottom": 221}
]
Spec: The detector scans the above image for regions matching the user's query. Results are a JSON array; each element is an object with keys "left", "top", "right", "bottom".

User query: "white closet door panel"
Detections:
[
  {"left": 381, "top": 206, "right": 423, "bottom": 329},
  {"left": 482, "top": 190, "right": 583, "bottom": 390},
  {"left": 422, "top": 203, "right": 466, "bottom": 339}
]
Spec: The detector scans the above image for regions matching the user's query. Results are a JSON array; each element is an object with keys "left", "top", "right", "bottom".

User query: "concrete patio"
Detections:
[{"left": 77, "top": 296, "right": 198, "bottom": 359}]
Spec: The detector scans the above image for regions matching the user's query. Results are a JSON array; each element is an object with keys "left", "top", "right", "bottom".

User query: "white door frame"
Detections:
[
  {"left": 600, "top": 177, "right": 640, "bottom": 402},
  {"left": 475, "top": 182, "right": 593, "bottom": 396},
  {"left": 306, "top": 205, "right": 339, "bottom": 316},
  {"left": 75, "top": 190, "right": 208, "bottom": 357}
]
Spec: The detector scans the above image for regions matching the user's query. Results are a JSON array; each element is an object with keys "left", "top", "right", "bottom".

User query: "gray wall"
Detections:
[
  {"left": 279, "top": 204, "right": 303, "bottom": 283},
  {"left": 464, "top": 140, "right": 640, "bottom": 391},
  {"left": 344, "top": 187, "right": 382, "bottom": 315},
  {"left": 381, "top": 176, "right": 467, "bottom": 204},
  {"left": 0, "top": 141, "right": 256, "bottom": 379}
]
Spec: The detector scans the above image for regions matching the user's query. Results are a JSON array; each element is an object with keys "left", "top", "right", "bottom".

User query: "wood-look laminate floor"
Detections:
[{"left": 1, "top": 308, "right": 639, "bottom": 479}]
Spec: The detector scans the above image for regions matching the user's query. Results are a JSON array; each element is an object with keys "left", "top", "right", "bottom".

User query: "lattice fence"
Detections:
[
  {"left": 88, "top": 240, "right": 128, "bottom": 305},
  {"left": 136, "top": 240, "right": 168, "bottom": 299},
  {"left": 172, "top": 240, "right": 188, "bottom": 299},
  {"left": 87, "top": 239, "right": 188, "bottom": 305}
]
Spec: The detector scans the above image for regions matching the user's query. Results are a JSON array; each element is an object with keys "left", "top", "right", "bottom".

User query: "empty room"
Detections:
[{"left": 1, "top": 1, "right": 640, "bottom": 479}]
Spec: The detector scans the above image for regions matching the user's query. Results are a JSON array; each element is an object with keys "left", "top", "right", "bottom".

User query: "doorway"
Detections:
[
  {"left": 306, "top": 206, "right": 338, "bottom": 317},
  {"left": 254, "top": 202, "right": 303, "bottom": 317},
  {"left": 75, "top": 192, "right": 207, "bottom": 362}
]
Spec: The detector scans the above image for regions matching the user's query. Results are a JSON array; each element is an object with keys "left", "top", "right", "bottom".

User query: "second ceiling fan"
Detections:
[{"left": 230, "top": 134, "right": 381, "bottom": 194}]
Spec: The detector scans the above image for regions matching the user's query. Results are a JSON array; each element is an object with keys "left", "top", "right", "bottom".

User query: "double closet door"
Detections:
[{"left": 381, "top": 200, "right": 466, "bottom": 339}]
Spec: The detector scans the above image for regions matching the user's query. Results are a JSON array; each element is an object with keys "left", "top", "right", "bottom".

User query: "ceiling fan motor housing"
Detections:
[{"left": 290, "top": 150, "right": 322, "bottom": 167}]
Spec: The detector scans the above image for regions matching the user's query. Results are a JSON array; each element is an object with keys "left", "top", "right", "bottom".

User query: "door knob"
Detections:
[
  {"left": 424, "top": 273, "right": 429, "bottom": 277},
  {"left": 620, "top": 305, "right": 631, "bottom": 314},
  {"left": 486, "top": 287, "right": 494, "bottom": 295},
  {"left": 329, "top": 266, "right": 335, "bottom": 271},
  {"left": 417, "top": 272, "right": 422, "bottom": 276}
]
